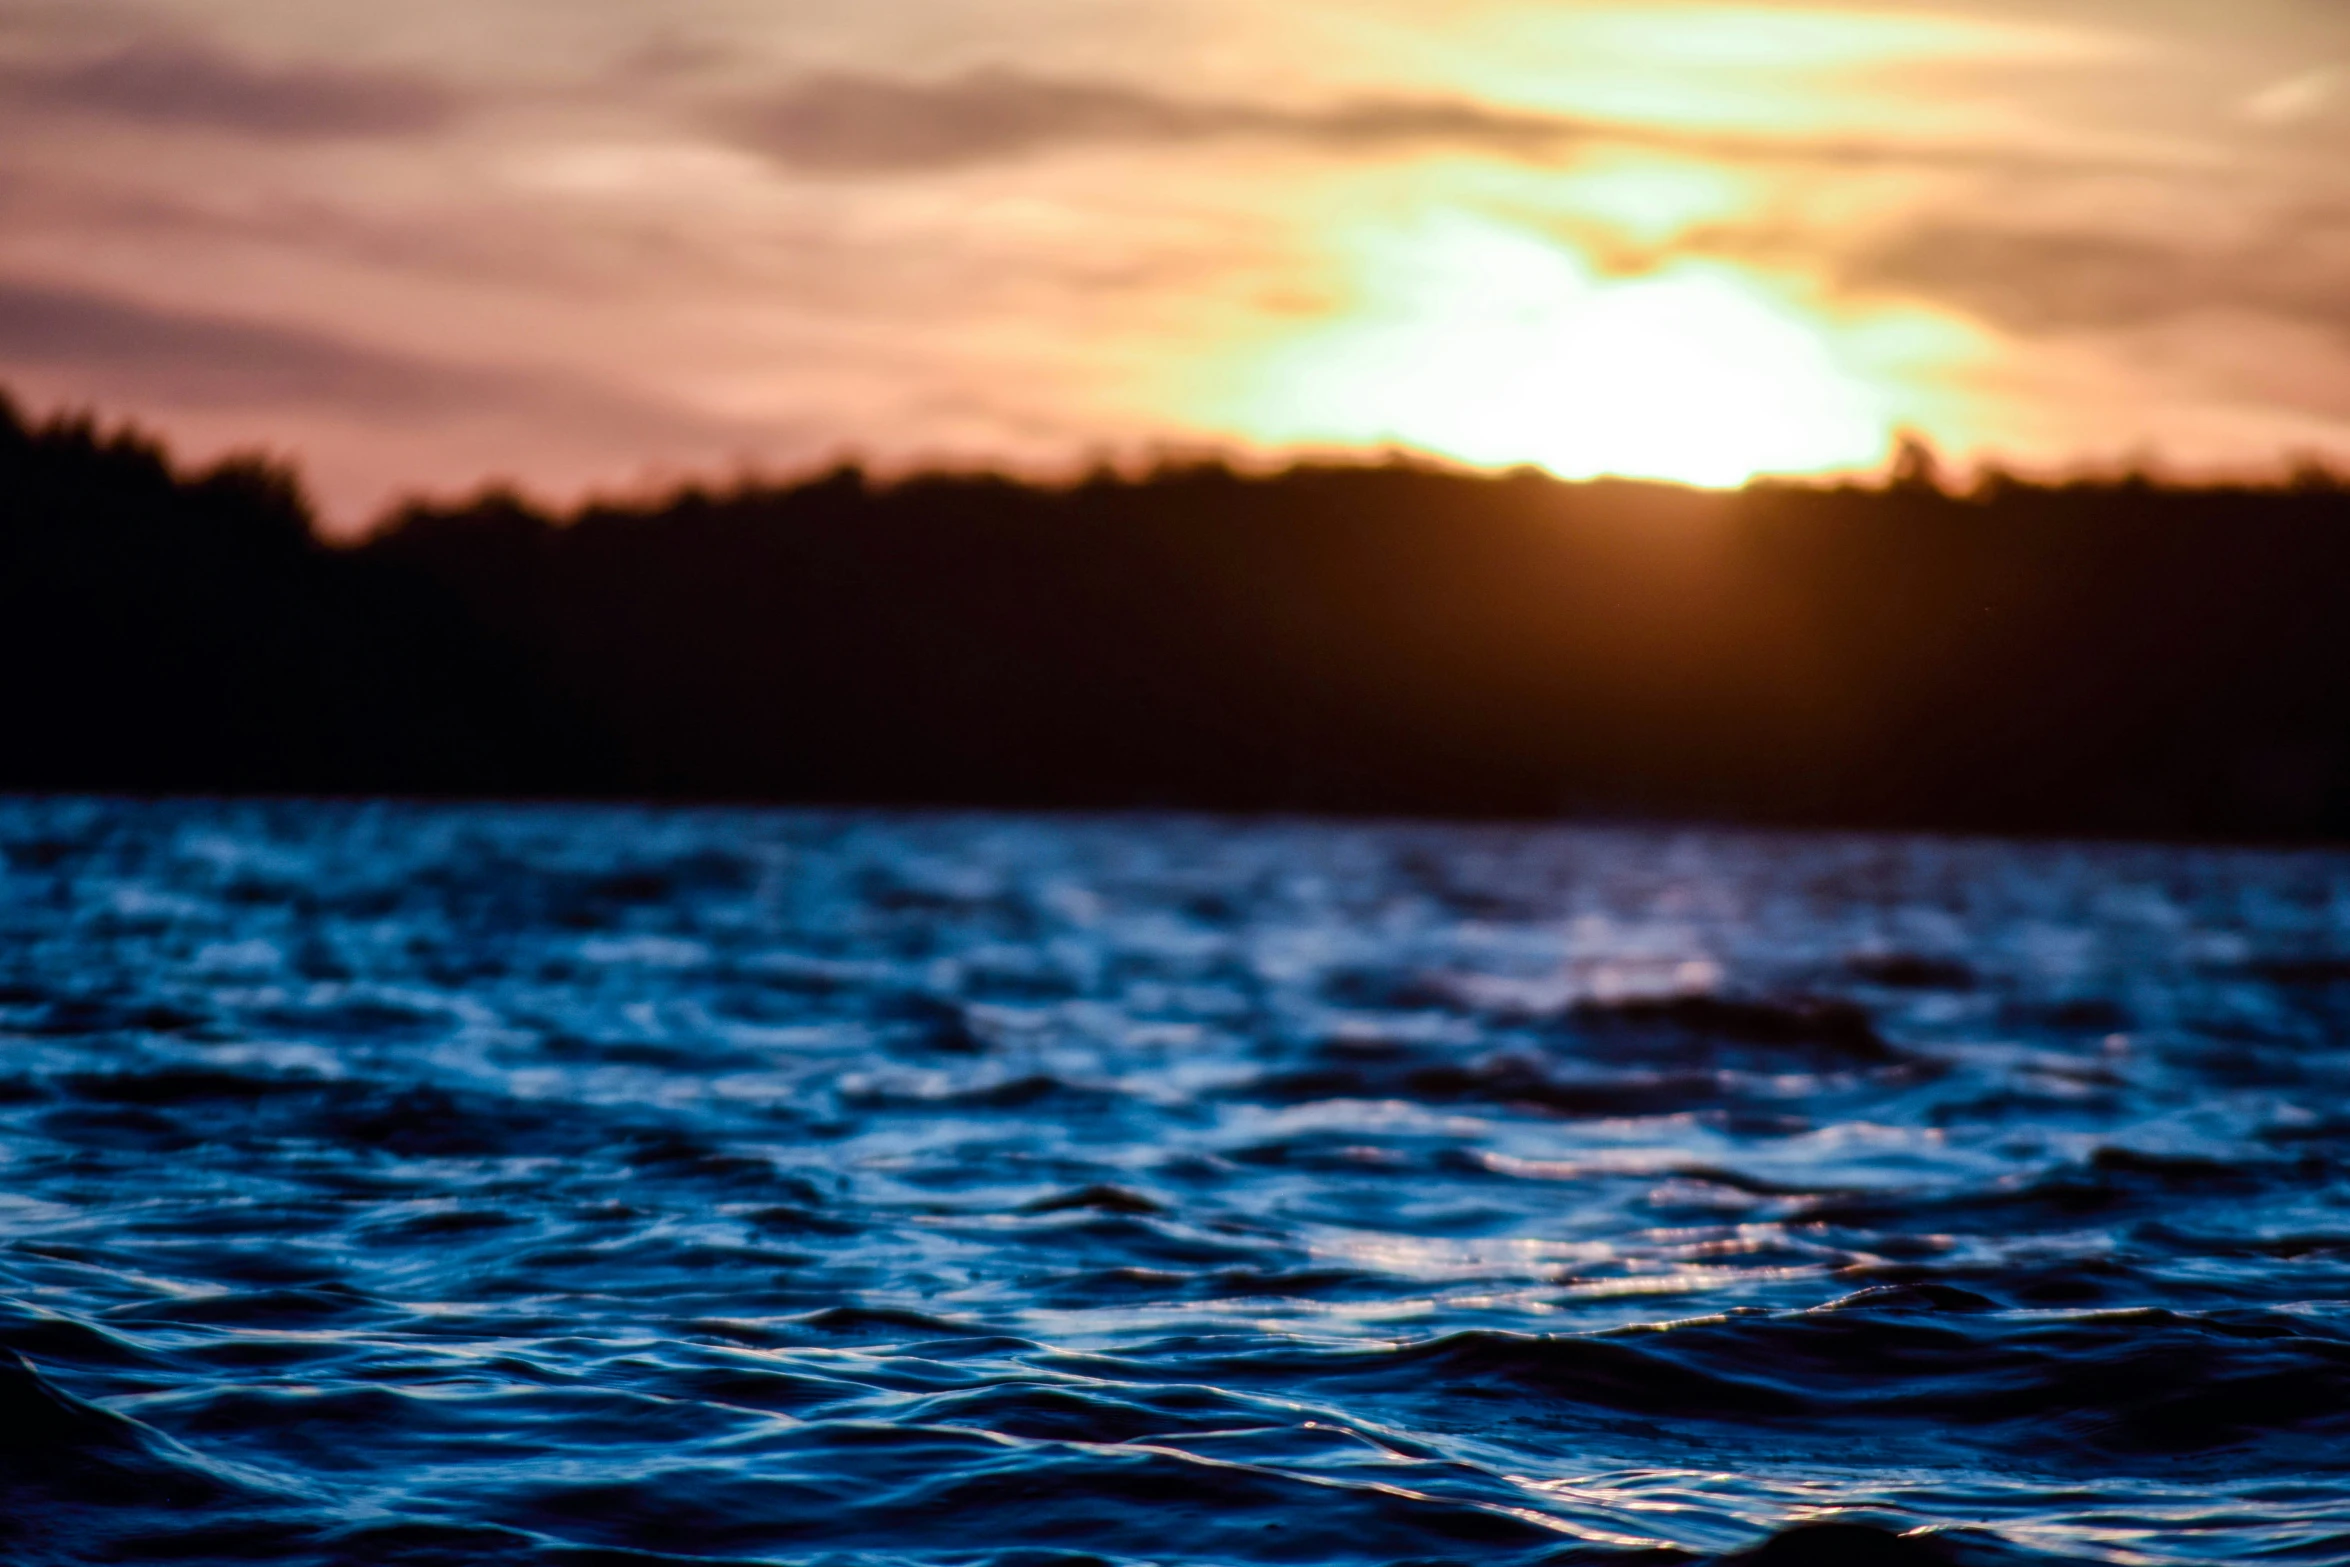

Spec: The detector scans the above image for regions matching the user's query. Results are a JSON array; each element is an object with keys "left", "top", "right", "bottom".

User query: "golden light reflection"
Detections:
[{"left": 1206, "top": 209, "right": 1978, "bottom": 488}]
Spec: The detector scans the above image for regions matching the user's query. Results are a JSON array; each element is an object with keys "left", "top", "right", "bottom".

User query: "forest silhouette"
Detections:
[{"left": 6, "top": 389, "right": 2348, "bottom": 838}]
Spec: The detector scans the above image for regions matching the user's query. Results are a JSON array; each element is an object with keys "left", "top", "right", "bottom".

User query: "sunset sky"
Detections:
[{"left": 2, "top": 0, "right": 2346, "bottom": 531}]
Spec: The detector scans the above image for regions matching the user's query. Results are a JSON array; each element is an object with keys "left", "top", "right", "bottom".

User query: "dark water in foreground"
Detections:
[{"left": 4, "top": 801, "right": 2349, "bottom": 1566}]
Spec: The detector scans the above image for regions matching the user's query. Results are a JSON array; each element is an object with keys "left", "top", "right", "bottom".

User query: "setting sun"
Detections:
[{"left": 1212, "top": 210, "right": 1967, "bottom": 486}]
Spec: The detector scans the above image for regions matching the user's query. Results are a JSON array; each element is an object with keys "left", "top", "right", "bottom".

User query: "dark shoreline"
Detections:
[{"left": 9, "top": 392, "right": 2350, "bottom": 841}]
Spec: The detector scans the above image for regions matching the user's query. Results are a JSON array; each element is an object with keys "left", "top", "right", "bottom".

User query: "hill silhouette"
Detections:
[{"left": 6, "top": 389, "right": 2349, "bottom": 838}]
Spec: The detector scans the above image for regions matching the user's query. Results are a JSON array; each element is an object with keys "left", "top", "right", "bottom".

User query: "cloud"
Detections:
[
  {"left": 0, "top": 278, "right": 513, "bottom": 410},
  {"left": 0, "top": 37, "right": 458, "bottom": 138},
  {"left": 2245, "top": 66, "right": 2343, "bottom": 127},
  {"left": 718, "top": 68, "right": 1577, "bottom": 173},
  {"left": 717, "top": 66, "right": 2183, "bottom": 183},
  {"left": 0, "top": 278, "right": 743, "bottom": 445},
  {"left": 1851, "top": 221, "right": 2350, "bottom": 339}
]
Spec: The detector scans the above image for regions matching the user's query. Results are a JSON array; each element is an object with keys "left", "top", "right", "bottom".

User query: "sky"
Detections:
[{"left": 2, "top": 0, "right": 2347, "bottom": 532}]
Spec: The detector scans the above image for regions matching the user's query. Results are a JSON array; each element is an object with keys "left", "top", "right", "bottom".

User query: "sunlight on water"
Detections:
[{"left": 1211, "top": 208, "right": 1978, "bottom": 486}]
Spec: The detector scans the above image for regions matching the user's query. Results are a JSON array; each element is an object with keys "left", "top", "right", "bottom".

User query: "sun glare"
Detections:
[{"left": 1212, "top": 211, "right": 1956, "bottom": 487}]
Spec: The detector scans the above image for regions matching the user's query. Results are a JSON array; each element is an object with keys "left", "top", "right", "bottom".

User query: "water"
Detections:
[{"left": 2, "top": 799, "right": 2348, "bottom": 1566}]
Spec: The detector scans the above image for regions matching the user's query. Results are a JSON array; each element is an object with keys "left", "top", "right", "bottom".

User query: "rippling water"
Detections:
[{"left": 4, "top": 799, "right": 2350, "bottom": 1565}]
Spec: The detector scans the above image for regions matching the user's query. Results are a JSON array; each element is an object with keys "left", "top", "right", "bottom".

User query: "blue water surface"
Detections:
[{"left": 3, "top": 799, "right": 2349, "bottom": 1565}]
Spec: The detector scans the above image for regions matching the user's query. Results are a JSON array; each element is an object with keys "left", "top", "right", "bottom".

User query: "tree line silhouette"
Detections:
[{"left": 7, "top": 390, "right": 2348, "bottom": 837}]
